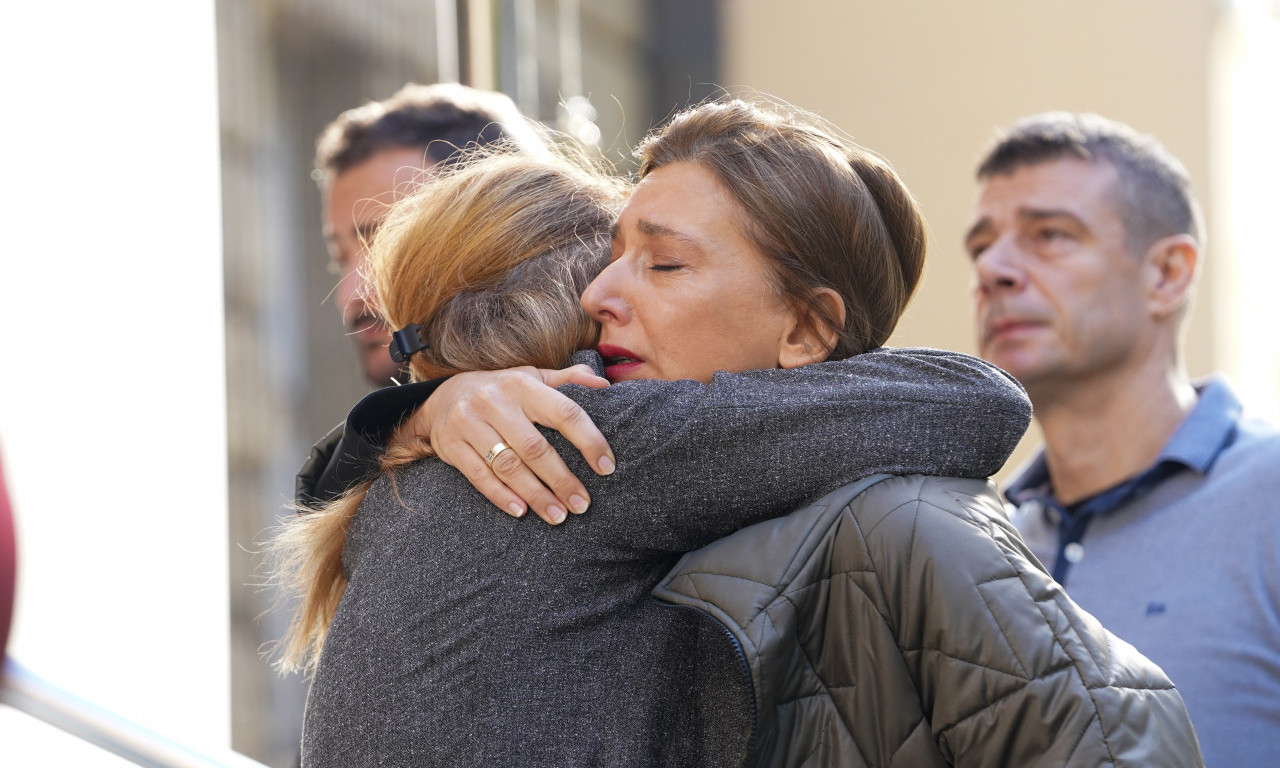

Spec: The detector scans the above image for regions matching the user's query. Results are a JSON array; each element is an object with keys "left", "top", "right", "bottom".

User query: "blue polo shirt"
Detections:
[
  {"left": 1006, "top": 378, "right": 1240, "bottom": 584},
  {"left": 1006, "top": 376, "right": 1280, "bottom": 767}
]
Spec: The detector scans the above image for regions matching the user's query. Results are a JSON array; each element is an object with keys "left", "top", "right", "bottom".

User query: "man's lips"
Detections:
[{"left": 983, "top": 317, "right": 1043, "bottom": 344}]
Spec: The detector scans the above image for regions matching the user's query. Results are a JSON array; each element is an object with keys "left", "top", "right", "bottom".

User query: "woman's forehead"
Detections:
[{"left": 618, "top": 162, "right": 744, "bottom": 236}]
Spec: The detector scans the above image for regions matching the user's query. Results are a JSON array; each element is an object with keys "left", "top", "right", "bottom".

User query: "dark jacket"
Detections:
[
  {"left": 657, "top": 474, "right": 1205, "bottom": 767},
  {"left": 301, "top": 349, "right": 1034, "bottom": 767}
]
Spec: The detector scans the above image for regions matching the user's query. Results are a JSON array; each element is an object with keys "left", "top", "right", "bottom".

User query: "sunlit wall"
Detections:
[
  {"left": 1212, "top": 0, "right": 1280, "bottom": 422},
  {"left": 0, "top": 1, "right": 230, "bottom": 764}
]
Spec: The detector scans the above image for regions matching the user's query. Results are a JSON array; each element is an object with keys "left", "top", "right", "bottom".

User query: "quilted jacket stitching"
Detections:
[
  {"left": 1060, "top": 710, "right": 1101, "bottom": 768},
  {"left": 760, "top": 505, "right": 906, "bottom": 766},
  {"left": 911, "top": 496, "right": 1122, "bottom": 766},
  {"left": 683, "top": 573, "right": 707, "bottom": 602},
  {"left": 752, "top": 486, "right": 1075, "bottom": 757},
  {"left": 679, "top": 571, "right": 779, "bottom": 591},
  {"left": 787, "top": 509, "right": 926, "bottom": 765},
  {"left": 794, "top": 706, "right": 831, "bottom": 768},
  {"left": 971, "top": 577, "right": 1033, "bottom": 679},
  {"left": 1042, "top": 588, "right": 1110, "bottom": 678},
  {"left": 867, "top": 490, "right": 1050, "bottom": 691},
  {"left": 933, "top": 659, "right": 1079, "bottom": 735},
  {"left": 656, "top": 475, "right": 1200, "bottom": 767},
  {"left": 883, "top": 718, "right": 934, "bottom": 768},
  {"left": 899, "top": 646, "right": 1047, "bottom": 682},
  {"left": 776, "top": 688, "right": 853, "bottom": 704},
  {"left": 843, "top": 497, "right": 902, "bottom": 642},
  {"left": 1084, "top": 680, "right": 1177, "bottom": 693},
  {"left": 771, "top": 695, "right": 863, "bottom": 768},
  {"left": 777, "top": 591, "right": 907, "bottom": 768}
]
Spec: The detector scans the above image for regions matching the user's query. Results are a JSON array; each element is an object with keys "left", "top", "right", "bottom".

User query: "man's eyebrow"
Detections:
[
  {"left": 964, "top": 207, "right": 1086, "bottom": 247},
  {"left": 1018, "top": 207, "right": 1084, "bottom": 226},
  {"left": 963, "top": 218, "right": 993, "bottom": 248}
]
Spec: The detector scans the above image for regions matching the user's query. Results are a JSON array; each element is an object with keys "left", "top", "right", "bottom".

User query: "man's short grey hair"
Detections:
[{"left": 977, "top": 112, "right": 1204, "bottom": 252}]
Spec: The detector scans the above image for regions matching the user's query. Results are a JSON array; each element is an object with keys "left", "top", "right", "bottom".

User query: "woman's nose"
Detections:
[{"left": 581, "top": 257, "right": 628, "bottom": 324}]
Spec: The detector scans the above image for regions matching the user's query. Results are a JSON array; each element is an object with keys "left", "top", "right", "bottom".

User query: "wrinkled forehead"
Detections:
[
  {"left": 972, "top": 158, "right": 1124, "bottom": 226},
  {"left": 619, "top": 162, "right": 748, "bottom": 235}
]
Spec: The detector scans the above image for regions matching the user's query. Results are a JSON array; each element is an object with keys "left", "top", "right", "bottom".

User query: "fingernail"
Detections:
[
  {"left": 569, "top": 495, "right": 589, "bottom": 514},
  {"left": 548, "top": 505, "right": 567, "bottom": 524},
  {"left": 597, "top": 456, "right": 615, "bottom": 475},
  {"left": 508, "top": 502, "right": 526, "bottom": 518}
]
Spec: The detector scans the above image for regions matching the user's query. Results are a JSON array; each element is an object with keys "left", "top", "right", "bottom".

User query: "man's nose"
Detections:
[
  {"left": 336, "top": 261, "right": 370, "bottom": 317},
  {"left": 973, "top": 238, "right": 1025, "bottom": 295}
]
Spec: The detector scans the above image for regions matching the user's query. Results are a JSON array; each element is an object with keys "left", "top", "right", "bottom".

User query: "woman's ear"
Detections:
[
  {"left": 1144, "top": 234, "right": 1198, "bottom": 319},
  {"left": 779, "top": 287, "right": 845, "bottom": 369}
]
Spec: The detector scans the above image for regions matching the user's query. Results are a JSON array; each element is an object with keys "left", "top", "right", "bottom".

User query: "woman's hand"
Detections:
[{"left": 392, "top": 365, "right": 615, "bottom": 524}]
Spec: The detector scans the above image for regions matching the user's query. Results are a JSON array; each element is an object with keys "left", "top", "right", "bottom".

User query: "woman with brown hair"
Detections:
[{"left": 287, "top": 100, "right": 1201, "bottom": 767}]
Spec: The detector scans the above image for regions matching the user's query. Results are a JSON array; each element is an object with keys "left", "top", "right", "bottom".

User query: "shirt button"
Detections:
[{"left": 1063, "top": 542, "right": 1085, "bottom": 563}]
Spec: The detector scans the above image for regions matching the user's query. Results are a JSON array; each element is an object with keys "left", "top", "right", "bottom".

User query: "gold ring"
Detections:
[{"left": 484, "top": 441, "right": 513, "bottom": 469}]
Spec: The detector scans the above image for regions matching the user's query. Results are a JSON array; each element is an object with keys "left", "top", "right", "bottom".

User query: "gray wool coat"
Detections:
[{"left": 301, "top": 348, "right": 1032, "bottom": 767}]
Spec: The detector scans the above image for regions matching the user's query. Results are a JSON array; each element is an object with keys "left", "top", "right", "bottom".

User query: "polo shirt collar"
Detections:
[
  {"left": 1005, "top": 376, "right": 1241, "bottom": 506},
  {"left": 1161, "top": 375, "right": 1240, "bottom": 474}
]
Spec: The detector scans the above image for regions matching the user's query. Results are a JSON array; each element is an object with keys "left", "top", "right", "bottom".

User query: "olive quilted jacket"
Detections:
[{"left": 654, "top": 474, "right": 1204, "bottom": 768}]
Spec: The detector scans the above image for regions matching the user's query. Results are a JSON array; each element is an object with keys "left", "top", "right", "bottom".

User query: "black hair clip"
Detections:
[{"left": 389, "top": 323, "right": 429, "bottom": 363}]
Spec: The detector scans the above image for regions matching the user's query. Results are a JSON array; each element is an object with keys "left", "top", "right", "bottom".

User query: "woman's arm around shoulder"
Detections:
[{"left": 563, "top": 348, "right": 1032, "bottom": 550}]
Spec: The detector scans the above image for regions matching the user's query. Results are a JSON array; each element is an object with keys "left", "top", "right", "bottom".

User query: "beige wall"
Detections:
[{"left": 723, "top": 0, "right": 1224, "bottom": 476}]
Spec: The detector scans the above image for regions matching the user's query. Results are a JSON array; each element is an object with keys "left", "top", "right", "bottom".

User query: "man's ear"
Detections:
[
  {"left": 1144, "top": 234, "right": 1199, "bottom": 319},
  {"left": 779, "top": 287, "right": 846, "bottom": 369}
]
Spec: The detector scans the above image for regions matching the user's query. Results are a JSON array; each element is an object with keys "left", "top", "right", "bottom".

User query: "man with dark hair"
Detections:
[
  {"left": 316, "top": 83, "right": 543, "bottom": 385},
  {"left": 965, "top": 111, "right": 1280, "bottom": 766}
]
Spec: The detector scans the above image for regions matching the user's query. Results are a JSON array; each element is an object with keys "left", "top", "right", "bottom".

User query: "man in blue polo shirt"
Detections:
[{"left": 964, "top": 111, "right": 1280, "bottom": 767}]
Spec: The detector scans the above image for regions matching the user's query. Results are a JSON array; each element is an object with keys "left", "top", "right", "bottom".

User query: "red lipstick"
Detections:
[{"left": 597, "top": 343, "right": 645, "bottom": 381}]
